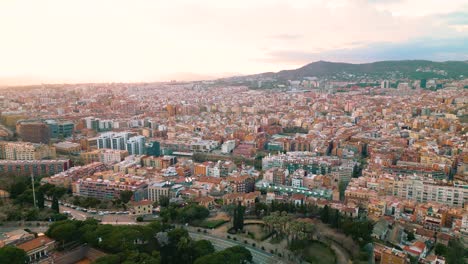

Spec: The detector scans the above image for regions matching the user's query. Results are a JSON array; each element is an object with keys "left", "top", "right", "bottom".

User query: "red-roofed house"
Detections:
[
  {"left": 403, "top": 241, "right": 428, "bottom": 259},
  {"left": 16, "top": 235, "right": 55, "bottom": 263}
]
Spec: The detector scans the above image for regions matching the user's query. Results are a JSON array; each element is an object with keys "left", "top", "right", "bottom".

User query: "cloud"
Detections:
[
  {"left": 440, "top": 11, "right": 468, "bottom": 25},
  {"left": 0, "top": 0, "right": 468, "bottom": 83},
  {"left": 269, "top": 34, "right": 303, "bottom": 40},
  {"left": 261, "top": 37, "right": 468, "bottom": 65}
]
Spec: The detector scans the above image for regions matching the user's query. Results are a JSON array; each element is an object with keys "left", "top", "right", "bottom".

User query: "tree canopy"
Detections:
[
  {"left": 194, "top": 246, "right": 252, "bottom": 264},
  {"left": 0, "top": 246, "right": 28, "bottom": 264}
]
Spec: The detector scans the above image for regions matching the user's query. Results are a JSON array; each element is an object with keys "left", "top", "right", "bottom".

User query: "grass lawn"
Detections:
[{"left": 303, "top": 241, "right": 336, "bottom": 264}]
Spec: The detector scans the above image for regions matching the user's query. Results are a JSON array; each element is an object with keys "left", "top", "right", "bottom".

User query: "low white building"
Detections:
[{"left": 221, "top": 140, "right": 236, "bottom": 154}]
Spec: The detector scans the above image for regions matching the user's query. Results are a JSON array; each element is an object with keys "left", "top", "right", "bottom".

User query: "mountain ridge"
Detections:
[{"left": 242, "top": 60, "right": 468, "bottom": 80}]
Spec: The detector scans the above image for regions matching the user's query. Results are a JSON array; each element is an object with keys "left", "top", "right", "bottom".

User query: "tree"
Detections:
[
  {"left": 93, "top": 254, "right": 121, "bottom": 264},
  {"left": 352, "top": 164, "right": 359, "bottom": 178},
  {"left": 445, "top": 239, "right": 466, "bottom": 264},
  {"left": 254, "top": 202, "right": 268, "bottom": 218},
  {"left": 9, "top": 181, "right": 27, "bottom": 199},
  {"left": 193, "top": 240, "right": 215, "bottom": 260},
  {"left": 194, "top": 246, "right": 252, "bottom": 264},
  {"left": 339, "top": 181, "right": 347, "bottom": 201},
  {"left": 434, "top": 243, "right": 447, "bottom": 256},
  {"left": 233, "top": 202, "right": 245, "bottom": 231},
  {"left": 178, "top": 204, "right": 209, "bottom": 224},
  {"left": 120, "top": 190, "right": 134, "bottom": 204},
  {"left": 159, "top": 195, "right": 170, "bottom": 207},
  {"left": 330, "top": 209, "right": 341, "bottom": 228},
  {"left": 321, "top": 205, "right": 330, "bottom": 224},
  {"left": 37, "top": 189, "right": 45, "bottom": 209},
  {"left": 52, "top": 196, "right": 60, "bottom": 213},
  {"left": 0, "top": 246, "right": 28, "bottom": 264},
  {"left": 47, "top": 222, "right": 78, "bottom": 246},
  {"left": 406, "top": 230, "right": 415, "bottom": 241}
]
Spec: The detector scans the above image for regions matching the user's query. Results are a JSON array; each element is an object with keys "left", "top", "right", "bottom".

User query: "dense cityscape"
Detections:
[{"left": 0, "top": 73, "right": 466, "bottom": 264}]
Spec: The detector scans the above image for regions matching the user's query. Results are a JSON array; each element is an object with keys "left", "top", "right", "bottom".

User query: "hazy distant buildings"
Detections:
[
  {"left": 84, "top": 117, "right": 113, "bottom": 132},
  {"left": 381, "top": 80, "right": 390, "bottom": 89}
]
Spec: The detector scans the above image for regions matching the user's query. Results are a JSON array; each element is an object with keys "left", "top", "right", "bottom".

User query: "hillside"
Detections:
[{"left": 245, "top": 60, "right": 468, "bottom": 81}]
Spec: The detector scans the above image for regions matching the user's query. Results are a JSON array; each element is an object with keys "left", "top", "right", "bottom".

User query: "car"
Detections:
[
  {"left": 98, "top": 211, "right": 104, "bottom": 216},
  {"left": 63, "top": 211, "right": 71, "bottom": 215},
  {"left": 89, "top": 210, "right": 97, "bottom": 214},
  {"left": 81, "top": 208, "right": 88, "bottom": 212},
  {"left": 70, "top": 205, "right": 77, "bottom": 209},
  {"left": 109, "top": 211, "right": 116, "bottom": 214}
]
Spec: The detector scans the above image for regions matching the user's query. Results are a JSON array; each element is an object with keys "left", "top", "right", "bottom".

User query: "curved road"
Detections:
[{"left": 189, "top": 231, "right": 286, "bottom": 264}]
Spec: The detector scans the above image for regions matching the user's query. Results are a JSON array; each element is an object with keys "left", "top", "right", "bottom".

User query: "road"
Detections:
[
  {"left": 60, "top": 205, "right": 89, "bottom": 220},
  {"left": 45, "top": 201, "right": 94, "bottom": 221},
  {"left": 189, "top": 232, "right": 285, "bottom": 264}
]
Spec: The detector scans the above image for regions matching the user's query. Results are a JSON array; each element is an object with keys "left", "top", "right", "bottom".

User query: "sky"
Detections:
[{"left": 1, "top": 0, "right": 468, "bottom": 85}]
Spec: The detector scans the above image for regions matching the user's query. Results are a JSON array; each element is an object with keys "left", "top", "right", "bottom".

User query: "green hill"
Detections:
[{"left": 248, "top": 60, "right": 468, "bottom": 80}]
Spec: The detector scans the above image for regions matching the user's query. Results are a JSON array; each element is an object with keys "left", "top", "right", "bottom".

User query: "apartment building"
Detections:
[
  {"left": 81, "top": 149, "right": 128, "bottom": 164},
  {"left": 73, "top": 174, "right": 148, "bottom": 201},
  {"left": 392, "top": 177, "right": 467, "bottom": 207},
  {"left": 16, "top": 121, "right": 50, "bottom": 144},
  {"left": 41, "top": 162, "right": 106, "bottom": 188},
  {"left": 0, "top": 141, "right": 56, "bottom": 160},
  {"left": 0, "top": 159, "right": 70, "bottom": 177}
]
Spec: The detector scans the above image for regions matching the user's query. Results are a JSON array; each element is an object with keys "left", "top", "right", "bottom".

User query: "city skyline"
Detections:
[{"left": 1, "top": 0, "right": 468, "bottom": 85}]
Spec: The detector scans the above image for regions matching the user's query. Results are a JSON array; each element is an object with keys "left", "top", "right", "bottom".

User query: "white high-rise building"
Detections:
[
  {"left": 97, "top": 132, "right": 130, "bottom": 151},
  {"left": 381, "top": 80, "right": 390, "bottom": 89},
  {"left": 127, "top": 135, "right": 146, "bottom": 155}
]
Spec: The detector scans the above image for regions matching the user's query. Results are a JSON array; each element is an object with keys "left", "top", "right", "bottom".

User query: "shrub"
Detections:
[
  {"left": 261, "top": 246, "right": 265, "bottom": 250},
  {"left": 227, "top": 235, "right": 231, "bottom": 239},
  {"left": 136, "top": 216, "right": 143, "bottom": 222},
  {"left": 244, "top": 240, "right": 248, "bottom": 244},
  {"left": 270, "top": 249, "right": 274, "bottom": 254},
  {"left": 197, "top": 228, "right": 201, "bottom": 232},
  {"left": 252, "top": 243, "right": 256, "bottom": 247},
  {"left": 233, "top": 237, "right": 237, "bottom": 241}
]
